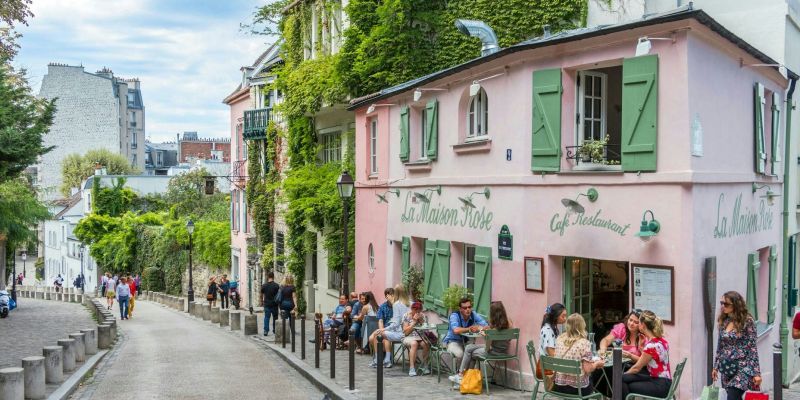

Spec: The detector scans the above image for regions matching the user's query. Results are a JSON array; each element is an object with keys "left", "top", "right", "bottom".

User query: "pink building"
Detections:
[{"left": 350, "top": 8, "right": 795, "bottom": 397}]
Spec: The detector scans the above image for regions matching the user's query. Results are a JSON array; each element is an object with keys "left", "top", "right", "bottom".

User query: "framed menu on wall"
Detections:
[
  {"left": 525, "top": 257, "right": 544, "bottom": 292},
  {"left": 631, "top": 264, "right": 674, "bottom": 324}
]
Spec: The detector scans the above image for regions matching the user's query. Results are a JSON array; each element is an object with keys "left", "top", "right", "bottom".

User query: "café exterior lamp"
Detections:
[
  {"left": 635, "top": 210, "right": 661, "bottom": 241},
  {"left": 337, "top": 171, "right": 354, "bottom": 199},
  {"left": 459, "top": 187, "right": 491, "bottom": 209},
  {"left": 366, "top": 103, "right": 395, "bottom": 114},
  {"left": 752, "top": 183, "right": 780, "bottom": 205},
  {"left": 469, "top": 72, "right": 505, "bottom": 97},
  {"left": 561, "top": 188, "right": 598, "bottom": 214},
  {"left": 413, "top": 185, "right": 441, "bottom": 203},
  {"left": 413, "top": 88, "right": 446, "bottom": 102},
  {"left": 376, "top": 189, "right": 400, "bottom": 203}
]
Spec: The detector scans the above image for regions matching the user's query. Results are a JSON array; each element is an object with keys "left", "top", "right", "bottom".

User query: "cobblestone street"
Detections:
[{"left": 0, "top": 297, "right": 95, "bottom": 370}]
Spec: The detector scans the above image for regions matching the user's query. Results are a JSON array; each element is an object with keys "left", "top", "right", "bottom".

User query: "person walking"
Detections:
[
  {"left": 126, "top": 274, "right": 137, "bottom": 318},
  {"left": 278, "top": 275, "right": 299, "bottom": 333},
  {"left": 54, "top": 274, "right": 64, "bottom": 292},
  {"left": 106, "top": 274, "right": 117, "bottom": 310},
  {"left": 116, "top": 276, "right": 131, "bottom": 320},
  {"left": 207, "top": 277, "right": 218, "bottom": 307},
  {"left": 219, "top": 274, "right": 230, "bottom": 310},
  {"left": 712, "top": 291, "right": 762, "bottom": 400},
  {"left": 134, "top": 274, "right": 141, "bottom": 296},
  {"left": 260, "top": 272, "right": 280, "bottom": 336}
]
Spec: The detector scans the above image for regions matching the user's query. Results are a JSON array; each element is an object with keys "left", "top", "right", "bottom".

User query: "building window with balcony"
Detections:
[
  {"left": 275, "top": 231, "right": 285, "bottom": 273},
  {"left": 369, "top": 119, "right": 378, "bottom": 175},
  {"left": 575, "top": 68, "right": 621, "bottom": 165},
  {"left": 467, "top": 88, "right": 488, "bottom": 139},
  {"left": 320, "top": 131, "right": 342, "bottom": 163}
]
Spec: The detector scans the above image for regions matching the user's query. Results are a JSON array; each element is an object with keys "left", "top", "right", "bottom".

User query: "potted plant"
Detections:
[
  {"left": 442, "top": 285, "right": 471, "bottom": 315},
  {"left": 402, "top": 264, "right": 424, "bottom": 302},
  {"left": 576, "top": 136, "right": 610, "bottom": 164}
]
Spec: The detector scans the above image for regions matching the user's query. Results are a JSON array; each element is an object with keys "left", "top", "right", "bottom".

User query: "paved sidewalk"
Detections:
[{"left": 0, "top": 297, "right": 95, "bottom": 370}]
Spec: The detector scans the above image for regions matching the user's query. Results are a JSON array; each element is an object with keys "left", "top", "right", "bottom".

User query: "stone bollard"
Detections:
[
  {"left": 22, "top": 356, "right": 45, "bottom": 399},
  {"left": 56, "top": 339, "right": 76, "bottom": 372},
  {"left": 75, "top": 294, "right": 83, "bottom": 304},
  {"left": 80, "top": 328, "right": 97, "bottom": 355},
  {"left": 104, "top": 319, "right": 116, "bottom": 341},
  {"left": 0, "top": 367, "right": 24, "bottom": 400},
  {"left": 97, "top": 325, "right": 111, "bottom": 349},
  {"left": 274, "top": 319, "right": 285, "bottom": 344},
  {"left": 35, "top": 291, "right": 43, "bottom": 299},
  {"left": 230, "top": 311, "right": 241, "bottom": 331},
  {"left": 211, "top": 307, "right": 220, "bottom": 324},
  {"left": 42, "top": 346, "right": 63, "bottom": 383},
  {"left": 219, "top": 309, "right": 229, "bottom": 327},
  {"left": 243, "top": 314, "right": 257, "bottom": 336},
  {"left": 68, "top": 333, "right": 86, "bottom": 362},
  {"left": 202, "top": 304, "right": 211, "bottom": 321},
  {"left": 44, "top": 292, "right": 51, "bottom": 300},
  {"left": 189, "top": 302, "right": 197, "bottom": 317}
]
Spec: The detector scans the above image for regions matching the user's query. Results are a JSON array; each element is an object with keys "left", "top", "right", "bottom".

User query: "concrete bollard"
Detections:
[
  {"left": 56, "top": 339, "right": 76, "bottom": 372},
  {"left": 80, "top": 328, "right": 97, "bottom": 355},
  {"left": 230, "top": 311, "right": 241, "bottom": 331},
  {"left": 103, "top": 319, "right": 116, "bottom": 342},
  {"left": 274, "top": 319, "right": 285, "bottom": 344},
  {"left": 36, "top": 291, "right": 43, "bottom": 299},
  {"left": 42, "top": 346, "right": 63, "bottom": 383},
  {"left": 97, "top": 325, "right": 111, "bottom": 349},
  {"left": 68, "top": 333, "right": 86, "bottom": 362},
  {"left": 243, "top": 314, "right": 257, "bottom": 336},
  {"left": 75, "top": 294, "right": 83, "bottom": 304},
  {"left": 22, "top": 356, "right": 45, "bottom": 399},
  {"left": 202, "top": 304, "right": 211, "bottom": 321},
  {"left": 0, "top": 367, "right": 24, "bottom": 400},
  {"left": 211, "top": 307, "right": 220, "bottom": 324},
  {"left": 189, "top": 302, "right": 197, "bottom": 317},
  {"left": 219, "top": 309, "right": 229, "bottom": 327},
  {"left": 44, "top": 292, "right": 51, "bottom": 301}
]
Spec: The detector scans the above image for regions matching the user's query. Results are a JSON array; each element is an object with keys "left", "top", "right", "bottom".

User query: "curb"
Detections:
[{"left": 47, "top": 349, "right": 109, "bottom": 400}]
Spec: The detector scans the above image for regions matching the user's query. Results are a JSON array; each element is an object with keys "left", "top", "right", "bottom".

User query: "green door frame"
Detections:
[{"left": 564, "top": 257, "right": 593, "bottom": 331}]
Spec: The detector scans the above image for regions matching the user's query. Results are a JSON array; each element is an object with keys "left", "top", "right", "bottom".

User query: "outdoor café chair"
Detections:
[
  {"left": 430, "top": 323, "right": 453, "bottom": 382},
  {"left": 526, "top": 340, "right": 546, "bottom": 400},
  {"left": 625, "top": 358, "right": 686, "bottom": 400},
  {"left": 540, "top": 355, "right": 603, "bottom": 400},
  {"left": 475, "top": 328, "right": 521, "bottom": 394}
]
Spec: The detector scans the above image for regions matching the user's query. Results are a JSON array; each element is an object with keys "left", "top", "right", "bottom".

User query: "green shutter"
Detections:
[
  {"left": 434, "top": 240, "right": 451, "bottom": 315},
  {"left": 400, "top": 106, "right": 410, "bottom": 162},
  {"left": 401, "top": 237, "right": 410, "bottom": 277},
  {"left": 531, "top": 68, "right": 562, "bottom": 172},
  {"left": 423, "top": 239, "right": 438, "bottom": 311},
  {"left": 771, "top": 92, "right": 781, "bottom": 175},
  {"left": 754, "top": 83, "right": 766, "bottom": 174},
  {"left": 747, "top": 252, "right": 760, "bottom": 319},
  {"left": 473, "top": 246, "right": 492, "bottom": 318},
  {"left": 621, "top": 55, "right": 659, "bottom": 172},
  {"left": 768, "top": 245, "right": 777, "bottom": 324},
  {"left": 426, "top": 100, "right": 439, "bottom": 160}
]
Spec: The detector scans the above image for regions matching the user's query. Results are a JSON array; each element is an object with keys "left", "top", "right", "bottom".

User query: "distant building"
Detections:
[
  {"left": 145, "top": 140, "right": 178, "bottom": 175},
  {"left": 36, "top": 64, "right": 146, "bottom": 200},
  {"left": 177, "top": 132, "right": 231, "bottom": 164}
]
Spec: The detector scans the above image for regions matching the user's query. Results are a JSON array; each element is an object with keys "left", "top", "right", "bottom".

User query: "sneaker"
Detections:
[
  {"left": 448, "top": 374, "right": 462, "bottom": 384},
  {"left": 419, "top": 367, "right": 431, "bottom": 375},
  {"left": 383, "top": 360, "right": 392, "bottom": 368},
  {"left": 369, "top": 360, "right": 378, "bottom": 368},
  {"left": 263, "top": 332, "right": 269, "bottom": 337},
  {"left": 408, "top": 367, "right": 417, "bottom": 377}
]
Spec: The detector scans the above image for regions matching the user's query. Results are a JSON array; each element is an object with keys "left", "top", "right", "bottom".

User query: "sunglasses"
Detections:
[
  {"left": 460, "top": 305, "right": 472, "bottom": 310},
  {"left": 630, "top": 308, "right": 642, "bottom": 316},
  {"left": 719, "top": 301, "right": 733, "bottom": 307}
]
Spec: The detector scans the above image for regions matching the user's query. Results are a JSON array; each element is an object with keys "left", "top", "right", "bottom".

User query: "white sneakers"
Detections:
[
  {"left": 448, "top": 374, "right": 463, "bottom": 384},
  {"left": 409, "top": 367, "right": 417, "bottom": 377}
]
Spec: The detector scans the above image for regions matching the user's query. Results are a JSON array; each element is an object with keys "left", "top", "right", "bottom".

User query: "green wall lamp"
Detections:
[
  {"left": 561, "top": 188, "right": 598, "bottom": 214},
  {"left": 413, "top": 185, "right": 442, "bottom": 203},
  {"left": 376, "top": 189, "right": 400, "bottom": 203},
  {"left": 752, "top": 183, "right": 780, "bottom": 206},
  {"left": 459, "top": 187, "right": 491, "bottom": 209},
  {"left": 635, "top": 210, "right": 661, "bottom": 241}
]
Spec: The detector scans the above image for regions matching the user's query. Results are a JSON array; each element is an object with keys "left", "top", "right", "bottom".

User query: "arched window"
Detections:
[
  {"left": 368, "top": 243, "right": 375, "bottom": 274},
  {"left": 467, "top": 88, "right": 488, "bottom": 138}
]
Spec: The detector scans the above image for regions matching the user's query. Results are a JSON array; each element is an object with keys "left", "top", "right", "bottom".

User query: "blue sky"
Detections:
[{"left": 13, "top": 0, "right": 273, "bottom": 143}]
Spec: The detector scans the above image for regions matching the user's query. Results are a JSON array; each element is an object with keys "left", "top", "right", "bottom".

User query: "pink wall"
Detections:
[{"left": 228, "top": 91, "right": 252, "bottom": 307}]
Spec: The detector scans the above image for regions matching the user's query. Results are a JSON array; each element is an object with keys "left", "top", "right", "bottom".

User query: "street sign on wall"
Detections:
[{"left": 498, "top": 225, "right": 513, "bottom": 260}]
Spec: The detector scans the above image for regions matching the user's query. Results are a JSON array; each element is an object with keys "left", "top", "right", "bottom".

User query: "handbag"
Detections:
[
  {"left": 460, "top": 368, "right": 483, "bottom": 395},
  {"left": 206, "top": 293, "right": 214, "bottom": 301},
  {"left": 744, "top": 386, "right": 768, "bottom": 400},
  {"left": 274, "top": 286, "right": 284, "bottom": 303},
  {"left": 701, "top": 386, "right": 720, "bottom": 400}
]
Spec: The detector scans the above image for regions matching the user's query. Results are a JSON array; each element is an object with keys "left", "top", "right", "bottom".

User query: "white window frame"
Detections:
[
  {"left": 577, "top": 70, "right": 608, "bottom": 146},
  {"left": 369, "top": 119, "right": 378, "bottom": 175},
  {"left": 368, "top": 243, "right": 375, "bottom": 273},
  {"left": 419, "top": 109, "right": 428, "bottom": 160},
  {"left": 320, "top": 131, "right": 342, "bottom": 164},
  {"left": 466, "top": 88, "right": 488, "bottom": 139},
  {"left": 463, "top": 244, "right": 476, "bottom": 293}
]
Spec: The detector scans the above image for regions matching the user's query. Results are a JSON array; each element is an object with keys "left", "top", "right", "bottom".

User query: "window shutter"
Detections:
[
  {"left": 747, "top": 252, "right": 759, "bottom": 319},
  {"left": 400, "top": 106, "right": 410, "bottom": 162},
  {"left": 771, "top": 92, "right": 781, "bottom": 175},
  {"left": 768, "top": 245, "right": 777, "bottom": 324},
  {"left": 426, "top": 100, "right": 439, "bottom": 160},
  {"left": 434, "top": 240, "right": 451, "bottom": 315},
  {"left": 401, "top": 237, "right": 410, "bottom": 277},
  {"left": 754, "top": 83, "right": 766, "bottom": 174},
  {"left": 621, "top": 55, "right": 658, "bottom": 172},
  {"left": 473, "top": 246, "right": 492, "bottom": 318},
  {"left": 423, "top": 239, "right": 438, "bottom": 311},
  {"left": 531, "top": 69, "right": 562, "bottom": 172}
]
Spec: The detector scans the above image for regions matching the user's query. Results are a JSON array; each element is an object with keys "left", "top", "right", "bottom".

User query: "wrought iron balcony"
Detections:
[
  {"left": 243, "top": 108, "right": 272, "bottom": 140},
  {"left": 232, "top": 160, "right": 247, "bottom": 188},
  {"left": 565, "top": 143, "right": 621, "bottom": 165}
]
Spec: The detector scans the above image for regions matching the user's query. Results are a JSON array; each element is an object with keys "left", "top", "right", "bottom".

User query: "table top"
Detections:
[
  {"left": 462, "top": 332, "right": 483, "bottom": 338},
  {"left": 414, "top": 324, "right": 437, "bottom": 331},
  {"left": 602, "top": 357, "right": 631, "bottom": 367}
]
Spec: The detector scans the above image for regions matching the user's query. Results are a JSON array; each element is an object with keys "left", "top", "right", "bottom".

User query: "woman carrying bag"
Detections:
[{"left": 712, "top": 291, "right": 762, "bottom": 400}]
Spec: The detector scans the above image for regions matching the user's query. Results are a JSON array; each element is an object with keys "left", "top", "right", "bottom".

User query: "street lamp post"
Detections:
[
  {"left": 79, "top": 245, "right": 85, "bottom": 294},
  {"left": 11, "top": 252, "right": 17, "bottom": 302},
  {"left": 21, "top": 251, "right": 26, "bottom": 278},
  {"left": 336, "top": 171, "right": 354, "bottom": 295},
  {"left": 187, "top": 219, "right": 195, "bottom": 302}
]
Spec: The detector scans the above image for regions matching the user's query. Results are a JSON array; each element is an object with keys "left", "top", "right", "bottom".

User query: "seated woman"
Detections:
[
  {"left": 352, "top": 292, "right": 378, "bottom": 353},
  {"left": 595, "top": 310, "right": 645, "bottom": 396},
  {"left": 401, "top": 301, "right": 430, "bottom": 376},
  {"left": 622, "top": 310, "right": 673, "bottom": 399},
  {"left": 449, "top": 301, "right": 513, "bottom": 384},
  {"left": 369, "top": 284, "right": 410, "bottom": 368},
  {"left": 552, "top": 313, "right": 605, "bottom": 396}
]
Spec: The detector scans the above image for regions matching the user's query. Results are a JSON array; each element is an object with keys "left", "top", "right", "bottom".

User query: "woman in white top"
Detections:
[
  {"left": 370, "top": 284, "right": 410, "bottom": 368},
  {"left": 538, "top": 303, "right": 567, "bottom": 380}
]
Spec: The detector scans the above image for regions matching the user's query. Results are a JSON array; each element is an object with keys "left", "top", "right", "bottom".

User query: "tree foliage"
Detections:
[
  {"left": 165, "top": 168, "right": 229, "bottom": 222},
  {"left": 93, "top": 177, "right": 136, "bottom": 217},
  {"left": 60, "top": 149, "right": 138, "bottom": 196},
  {"left": 0, "top": 178, "right": 49, "bottom": 248},
  {"left": 0, "top": 0, "right": 33, "bottom": 60}
]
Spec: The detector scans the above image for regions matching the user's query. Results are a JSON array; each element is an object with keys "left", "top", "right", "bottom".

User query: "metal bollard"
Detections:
[
  {"left": 377, "top": 334, "right": 384, "bottom": 400},
  {"left": 314, "top": 319, "right": 320, "bottom": 369},
  {"left": 282, "top": 315, "right": 287, "bottom": 349},
  {"left": 291, "top": 316, "right": 296, "bottom": 353},
  {"left": 330, "top": 326, "right": 336, "bottom": 379},
  {"left": 612, "top": 347, "right": 622, "bottom": 400},
  {"left": 349, "top": 327, "right": 355, "bottom": 391},
  {"left": 774, "top": 343, "right": 783, "bottom": 400},
  {"left": 301, "top": 317, "right": 306, "bottom": 360}
]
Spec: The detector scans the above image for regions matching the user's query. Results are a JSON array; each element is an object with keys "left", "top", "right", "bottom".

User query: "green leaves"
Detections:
[
  {"left": 60, "top": 149, "right": 138, "bottom": 196},
  {"left": 0, "top": 178, "right": 49, "bottom": 247}
]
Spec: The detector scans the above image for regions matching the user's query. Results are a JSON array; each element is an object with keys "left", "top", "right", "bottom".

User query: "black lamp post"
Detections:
[
  {"left": 21, "top": 251, "right": 26, "bottom": 278},
  {"left": 187, "top": 219, "right": 195, "bottom": 302},
  {"left": 336, "top": 171, "right": 354, "bottom": 295},
  {"left": 79, "top": 245, "right": 85, "bottom": 294},
  {"left": 11, "top": 251, "right": 17, "bottom": 302}
]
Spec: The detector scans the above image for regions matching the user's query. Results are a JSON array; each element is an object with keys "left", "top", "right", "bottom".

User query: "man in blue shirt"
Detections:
[
  {"left": 323, "top": 294, "right": 351, "bottom": 343},
  {"left": 443, "top": 297, "right": 488, "bottom": 371}
]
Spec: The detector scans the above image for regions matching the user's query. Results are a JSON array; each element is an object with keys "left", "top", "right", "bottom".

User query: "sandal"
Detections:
[{"left": 356, "top": 348, "right": 364, "bottom": 355}]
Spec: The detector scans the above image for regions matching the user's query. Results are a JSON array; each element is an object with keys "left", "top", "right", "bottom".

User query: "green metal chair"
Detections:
[
  {"left": 540, "top": 355, "right": 603, "bottom": 400},
  {"left": 475, "top": 328, "right": 521, "bottom": 395},
  {"left": 625, "top": 358, "right": 686, "bottom": 400},
  {"left": 430, "top": 323, "right": 453, "bottom": 382},
  {"left": 526, "top": 340, "right": 545, "bottom": 400}
]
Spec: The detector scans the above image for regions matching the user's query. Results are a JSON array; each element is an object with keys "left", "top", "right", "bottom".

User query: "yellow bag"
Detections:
[{"left": 460, "top": 369, "right": 483, "bottom": 395}]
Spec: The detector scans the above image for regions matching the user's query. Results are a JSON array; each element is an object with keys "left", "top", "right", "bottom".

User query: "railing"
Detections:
[
  {"left": 232, "top": 160, "right": 247, "bottom": 188},
  {"left": 243, "top": 108, "right": 272, "bottom": 140},
  {"left": 564, "top": 144, "right": 621, "bottom": 165}
]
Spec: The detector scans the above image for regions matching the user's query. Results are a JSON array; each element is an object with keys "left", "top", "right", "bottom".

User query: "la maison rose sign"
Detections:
[{"left": 400, "top": 192, "right": 493, "bottom": 231}]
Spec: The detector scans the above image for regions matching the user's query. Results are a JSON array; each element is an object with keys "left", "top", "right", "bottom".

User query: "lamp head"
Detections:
[
  {"left": 337, "top": 171, "right": 354, "bottom": 199},
  {"left": 186, "top": 219, "right": 195, "bottom": 235},
  {"left": 376, "top": 189, "right": 400, "bottom": 203},
  {"left": 413, "top": 90, "right": 422, "bottom": 102},
  {"left": 635, "top": 37, "right": 652, "bottom": 56},
  {"left": 470, "top": 82, "right": 481, "bottom": 97},
  {"left": 634, "top": 210, "right": 660, "bottom": 241},
  {"left": 367, "top": 104, "right": 376, "bottom": 114},
  {"left": 561, "top": 198, "right": 585, "bottom": 214},
  {"left": 376, "top": 193, "right": 388, "bottom": 203},
  {"left": 459, "top": 196, "right": 476, "bottom": 209},
  {"left": 413, "top": 192, "right": 430, "bottom": 203}
]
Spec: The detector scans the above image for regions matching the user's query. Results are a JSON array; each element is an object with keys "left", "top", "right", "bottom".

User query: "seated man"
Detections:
[
  {"left": 323, "top": 294, "right": 351, "bottom": 344},
  {"left": 348, "top": 293, "right": 366, "bottom": 347},
  {"left": 442, "top": 297, "right": 488, "bottom": 374}
]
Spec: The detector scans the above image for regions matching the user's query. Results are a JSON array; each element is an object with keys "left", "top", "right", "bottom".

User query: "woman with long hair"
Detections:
[
  {"left": 353, "top": 291, "right": 379, "bottom": 354},
  {"left": 279, "top": 274, "right": 299, "bottom": 330},
  {"left": 551, "top": 313, "right": 605, "bottom": 395},
  {"left": 622, "top": 310, "right": 673, "bottom": 398},
  {"left": 540, "top": 303, "right": 567, "bottom": 357},
  {"left": 449, "top": 301, "right": 514, "bottom": 384},
  {"left": 713, "top": 291, "right": 761, "bottom": 400},
  {"left": 370, "top": 284, "right": 411, "bottom": 368},
  {"left": 599, "top": 309, "right": 645, "bottom": 362},
  {"left": 207, "top": 276, "right": 218, "bottom": 307}
]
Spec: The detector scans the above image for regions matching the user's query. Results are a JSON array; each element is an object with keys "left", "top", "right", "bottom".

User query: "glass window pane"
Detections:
[
  {"left": 573, "top": 279, "right": 580, "bottom": 293},
  {"left": 467, "top": 246, "right": 475, "bottom": 260},
  {"left": 585, "top": 76, "right": 593, "bottom": 96},
  {"left": 593, "top": 99, "right": 601, "bottom": 121},
  {"left": 593, "top": 121, "right": 601, "bottom": 140},
  {"left": 585, "top": 98, "right": 592, "bottom": 119},
  {"left": 594, "top": 77, "right": 601, "bottom": 96},
  {"left": 584, "top": 122, "right": 592, "bottom": 141},
  {"left": 581, "top": 262, "right": 589, "bottom": 274},
  {"left": 581, "top": 296, "right": 589, "bottom": 312}
]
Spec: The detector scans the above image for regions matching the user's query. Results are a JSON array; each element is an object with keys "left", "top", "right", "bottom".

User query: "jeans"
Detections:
[
  {"left": 118, "top": 296, "right": 129, "bottom": 319},
  {"left": 351, "top": 321, "right": 363, "bottom": 339},
  {"left": 460, "top": 343, "right": 487, "bottom": 372},
  {"left": 220, "top": 293, "right": 229, "bottom": 309},
  {"left": 281, "top": 307, "right": 295, "bottom": 335},
  {"left": 264, "top": 305, "right": 278, "bottom": 334},
  {"left": 622, "top": 371, "right": 671, "bottom": 399}
]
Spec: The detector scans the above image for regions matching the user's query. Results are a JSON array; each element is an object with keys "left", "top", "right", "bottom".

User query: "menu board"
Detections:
[{"left": 632, "top": 264, "right": 674, "bottom": 324}]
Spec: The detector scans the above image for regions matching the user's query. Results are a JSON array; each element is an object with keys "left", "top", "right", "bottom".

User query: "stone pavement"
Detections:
[
  {"left": 0, "top": 297, "right": 95, "bottom": 370},
  {"left": 69, "top": 300, "right": 323, "bottom": 399}
]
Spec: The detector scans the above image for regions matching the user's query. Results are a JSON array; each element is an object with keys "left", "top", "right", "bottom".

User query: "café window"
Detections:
[{"left": 320, "top": 132, "right": 342, "bottom": 164}]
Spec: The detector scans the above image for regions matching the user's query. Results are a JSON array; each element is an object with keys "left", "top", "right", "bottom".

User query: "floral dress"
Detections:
[{"left": 714, "top": 317, "right": 761, "bottom": 391}]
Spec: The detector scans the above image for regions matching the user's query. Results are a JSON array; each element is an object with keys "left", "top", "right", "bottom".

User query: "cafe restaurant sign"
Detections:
[
  {"left": 713, "top": 193, "right": 774, "bottom": 239},
  {"left": 400, "top": 192, "right": 493, "bottom": 231},
  {"left": 549, "top": 209, "right": 631, "bottom": 237}
]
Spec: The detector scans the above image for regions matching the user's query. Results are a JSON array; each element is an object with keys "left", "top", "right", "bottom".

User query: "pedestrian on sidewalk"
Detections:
[
  {"left": 260, "top": 272, "right": 280, "bottom": 336},
  {"left": 219, "top": 274, "right": 230, "bottom": 309},
  {"left": 278, "top": 275, "right": 298, "bottom": 335},
  {"left": 127, "top": 274, "right": 137, "bottom": 318},
  {"left": 54, "top": 274, "right": 63, "bottom": 292},
  {"left": 207, "top": 277, "right": 218, "bottom": 307},
  {"left": 116, "top": 276, "right": 131, "bottom": 320},
  {"left": 134, "top": 273, "right": 141, "bottom": 296},
  {"left": 712, "top": 291, "right": 761, "bottom": 400},
  {"left": 106, "top": 273, "right": 117, "bottom": 310}
]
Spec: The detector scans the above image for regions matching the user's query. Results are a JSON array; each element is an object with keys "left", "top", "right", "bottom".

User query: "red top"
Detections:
[
  {"left": 128, "top": 281, "right": 137, "bottom": 296},
  {"left": 793, "top": 313, "right": 800, "bottom": 330},
  {"left": 643, "top": 337, "right": 672, "bottom": 379}
]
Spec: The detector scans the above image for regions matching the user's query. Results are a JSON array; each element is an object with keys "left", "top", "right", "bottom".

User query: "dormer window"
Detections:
[{"left": 467, "top": 88, "right": 488, "bottom": 139}]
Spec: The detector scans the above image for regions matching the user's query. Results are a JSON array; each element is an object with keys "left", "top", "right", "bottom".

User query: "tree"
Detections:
[
  {"left": 164, "top": 168, "right": 228, "bottom": 222},
  {"left": 93, "top": 177, "right": 137, "bottom": 217},
  {"left": 0, "top": 0, "right": 33, "bottom": 60},
  {"left": 0, "top": 63, "right": 56, "bottom": 182},
  {"left": 60, "top": 149, "right": 139, "bottom": 196},
  {"left": 0, "top": 178, "right": 49, "bottom": 289}
]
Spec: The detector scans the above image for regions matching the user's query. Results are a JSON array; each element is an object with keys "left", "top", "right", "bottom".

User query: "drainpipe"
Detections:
[
  {"left": 782, "top": 72, "right": 797, "bottom": 386},
  {"left": 454, "top": 19, "right": 500, "bottom": 56}
]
